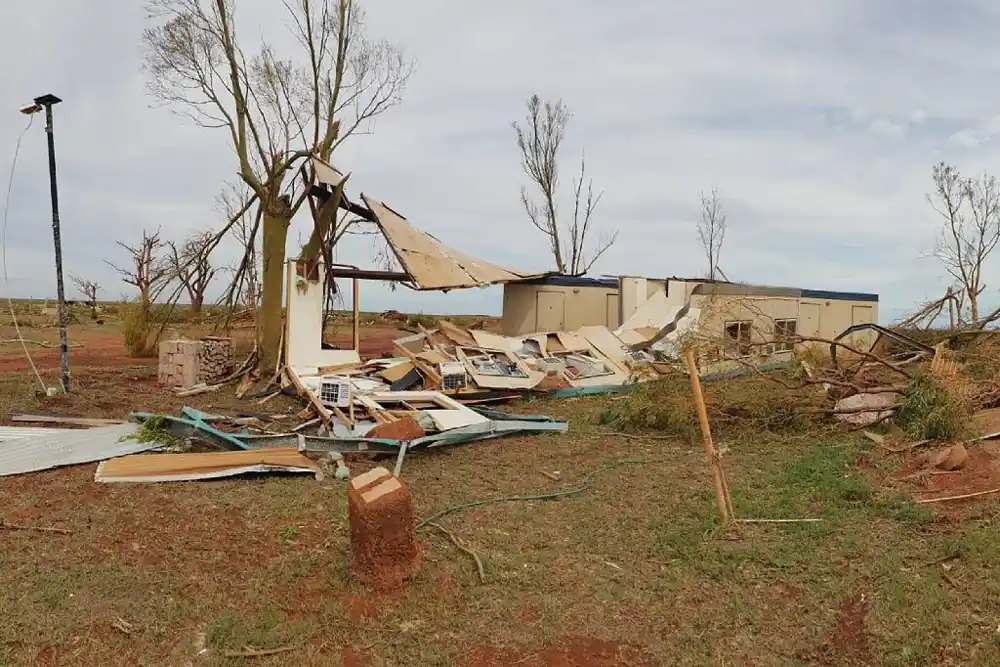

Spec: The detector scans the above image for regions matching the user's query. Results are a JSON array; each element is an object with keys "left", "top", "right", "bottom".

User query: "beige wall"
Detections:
[
  {"left": 691, "top": 290, "right": 879, "bottom": 362},
  {"left": 502, "top": 283, "right": 620, "bottom": 335},
  {"left": 504, "top": 278, "right": 880, "bottom": 357}
]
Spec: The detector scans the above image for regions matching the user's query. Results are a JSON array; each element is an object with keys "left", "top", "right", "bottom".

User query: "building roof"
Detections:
[
  {"left": 511, "top": 275, "right": 619, "bottom": 288},
  {"left": 363, "top": 195, "right": 548, "bottom": 290}
]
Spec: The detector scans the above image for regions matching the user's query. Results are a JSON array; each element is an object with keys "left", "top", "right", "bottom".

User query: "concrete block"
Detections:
[
  {"left": 350, "top": 466, "right": 391, "bottom": 492},
  {"left": 348, "top": 472, "right": 421, "bottom": 591}
]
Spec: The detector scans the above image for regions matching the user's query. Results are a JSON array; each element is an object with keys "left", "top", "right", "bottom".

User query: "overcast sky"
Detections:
[{"left": 3, "top": 0, "right": 1000, "bottom": 321}]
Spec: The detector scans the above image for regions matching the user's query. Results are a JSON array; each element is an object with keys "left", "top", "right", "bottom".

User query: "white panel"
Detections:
[{"left": 0, "top": 423, "right": 144, "bottom": 477}]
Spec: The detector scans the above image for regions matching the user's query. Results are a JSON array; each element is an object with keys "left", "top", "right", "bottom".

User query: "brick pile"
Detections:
[
  {"left": 197, "top": 337, "right": 234, "bottom": 383},
  {"left": 348, "top": 467, "right": 422, "bottom": 590},
  {"left": 158, "top": 337, "right": 234, "bottom": 388}
]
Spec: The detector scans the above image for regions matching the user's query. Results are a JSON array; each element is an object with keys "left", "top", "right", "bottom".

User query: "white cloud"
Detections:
[
  {"left": 948, "top": 128, "right": 983, "bottom": 147},
  {"left": 1, "top": 0, "right": 1000, "bottom": 321},
  {"left": 869, "top": 117, "right": 905, "bottom": 138}
]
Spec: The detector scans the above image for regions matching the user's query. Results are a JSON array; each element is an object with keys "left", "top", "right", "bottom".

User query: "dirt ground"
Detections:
[{"left": 4, "top": 316, "right": 1000, "bottom": 665}]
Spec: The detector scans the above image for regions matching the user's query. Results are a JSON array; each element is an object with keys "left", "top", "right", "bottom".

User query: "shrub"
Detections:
[
  {"left": 120, "top": 300, "right": 158, "bottom": 357},
  {"left": 894, "top": 373, "right": 973, "bottom": 441}
]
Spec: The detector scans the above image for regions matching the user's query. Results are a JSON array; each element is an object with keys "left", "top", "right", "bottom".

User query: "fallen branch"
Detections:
[
  {"left": 917, "top": 488, "right": 1000, "bottom": 504},
  {"left": 426, "top": 521, "right": 486, "bottom": 583},
  {"left": 0, "top": 521, "right": 72, "bottom": 535},
  {"left": 737, "top": 518, "right": 822, "bottom": 524},
  {"left": 223, "top": 645, "right": 299, "bottom": 658},
  {"left": 0, "top": 339, "right": 82, "bottom": 348}
]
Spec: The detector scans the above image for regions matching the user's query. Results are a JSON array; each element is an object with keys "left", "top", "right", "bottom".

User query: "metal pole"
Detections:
[{"left": 42, "top": 100, "right": 69, "bottom": 392}]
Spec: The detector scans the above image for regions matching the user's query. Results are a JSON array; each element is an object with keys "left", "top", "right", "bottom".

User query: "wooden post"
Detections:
[
  {"left": 684, "top": 348, "right": 731, "bottom": 523},
  {"left": 352, "top": 277, "right": 360, "bottom": 351}
]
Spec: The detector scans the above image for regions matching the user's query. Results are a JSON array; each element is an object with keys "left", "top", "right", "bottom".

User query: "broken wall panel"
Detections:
[
  {"left": 455, "top": 347, "right": 545, "bottom": 390},
  {"left": 284, "top": 261, "right": 362, "bottom": 375}
]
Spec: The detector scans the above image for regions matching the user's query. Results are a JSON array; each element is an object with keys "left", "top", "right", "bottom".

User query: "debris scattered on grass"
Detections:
[
  {"left": 0, "top": 520, "right": 72, "bottom": 535},
  {"left": 222, "top": 645, "right": 299, "bottom": 658},
  {"left": 917, "top": 487, "right": 1000, "bottom": 504},
  {"left": 111, "top": 617, "right": 134, "bottom": 635}
]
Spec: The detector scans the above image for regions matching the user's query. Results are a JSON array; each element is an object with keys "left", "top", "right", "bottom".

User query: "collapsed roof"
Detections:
[{"left": 361, "top": 195, "right": 547, "bottom": 290}]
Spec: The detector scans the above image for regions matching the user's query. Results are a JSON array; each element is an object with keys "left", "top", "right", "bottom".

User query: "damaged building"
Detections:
[{"left": 503, "top": 274, "right": 879, "bottom": 363}]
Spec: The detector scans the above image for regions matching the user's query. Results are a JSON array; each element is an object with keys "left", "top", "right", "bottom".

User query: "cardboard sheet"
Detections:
[{"left": 95, "top": 448, "right": 322, "bottom": 483}]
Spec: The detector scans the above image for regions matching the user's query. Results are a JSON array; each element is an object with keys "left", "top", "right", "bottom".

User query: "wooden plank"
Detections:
[
  {"left": 283, "top": 367, "right": 335, "bottom": 426},
  {"left": 9, "top": 414, "right": 125, "bottom": 427},
  {"left": 392, "top": 341, "right": 443, "bottom": 388}
]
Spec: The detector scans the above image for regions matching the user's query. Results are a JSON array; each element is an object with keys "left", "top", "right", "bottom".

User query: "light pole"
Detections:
[{"left": 21, "top": 94, "right": 69, "bottom": 392}]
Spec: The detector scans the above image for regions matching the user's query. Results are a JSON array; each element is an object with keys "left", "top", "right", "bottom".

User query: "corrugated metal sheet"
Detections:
[
  {"left": 0, "top": 423, "right": 146, "bottom": 477},
  {"left": 363, "top": 195, "right": 545, "bottom": 290},
  {"left": 0, "top": 426, "right": 76, "bottom": 442}
]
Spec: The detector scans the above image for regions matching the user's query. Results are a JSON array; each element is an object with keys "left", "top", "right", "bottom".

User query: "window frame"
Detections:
[
  {"left": 723, "top": 320, "right": 753, "bottom": 358},
  {"left": 774, "top": 318, "right": 797, "bottom": 353}
]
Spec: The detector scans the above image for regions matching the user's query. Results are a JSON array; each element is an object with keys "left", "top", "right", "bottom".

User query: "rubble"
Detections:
[{"left": 158, "top": 337, "right": 235, "bottom": 388}]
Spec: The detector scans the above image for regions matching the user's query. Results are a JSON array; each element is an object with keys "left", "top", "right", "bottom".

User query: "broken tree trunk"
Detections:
[{"left": 258, "top": 199, "right": 293, "bottom": 372}]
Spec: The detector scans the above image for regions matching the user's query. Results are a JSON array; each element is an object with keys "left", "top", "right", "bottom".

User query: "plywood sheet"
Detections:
[
  {"left": 364, "top": 196, "right": 545, "bottom": 290},
  {"left": 96, "top": 447, "right": 322, "bottom": 483},
  {"left": 470, "top": 330, "right": 520, "bottom": 353}
]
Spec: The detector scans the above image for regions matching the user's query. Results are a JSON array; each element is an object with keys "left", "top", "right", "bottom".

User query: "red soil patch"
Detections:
[
  {"left": 328, "top": 325, "right": 402, "bottom": 359},
  {"left": 0, "top": 331, "right": 136, "bottom": 372},
  {"left": 898, "top": 443, "right": 1000, "bottom": 511},
  {"left": 343, "top": 594, "right": 386, "bottom": 623},
  {"left": 341, "top": 645, "right": 372, "bottom": 667},
  {"left": 465, "top": 638, "right": 656, "bottom": 667},
  {"left": 805, "top": 591, "right": 873, "bottom": 666}
]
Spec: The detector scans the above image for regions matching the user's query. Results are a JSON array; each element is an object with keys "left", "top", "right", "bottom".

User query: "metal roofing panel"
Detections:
[
  {"left": 363, "top": 196, "right": 546, "bottom": 290},
  {"left": 0, "top": 426, "right": 76, "bottom": 442},
  {"left": 0, "top": 423, "right": 146, "bottom": 477}
]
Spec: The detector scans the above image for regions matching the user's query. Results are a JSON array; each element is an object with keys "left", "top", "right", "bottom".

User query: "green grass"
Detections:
[{"left": 2, "top": 367, "right": 1000, "bottom": 665}]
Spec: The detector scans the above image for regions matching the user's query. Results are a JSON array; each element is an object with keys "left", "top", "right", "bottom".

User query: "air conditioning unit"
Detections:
[
  {"left": 439, "top": 361, "right": 468, "bottom": 390},
  {"left": 318, "top": 375, "right": 352, "bottom": 408}
]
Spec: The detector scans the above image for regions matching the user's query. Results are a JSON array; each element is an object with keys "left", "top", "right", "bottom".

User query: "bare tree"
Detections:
[
  {"left": 70, "top": 275, "right": 101, "bottom": 319},
  {"left": 217, "top": 182, "right": 262, "bottom": 312},
  {"left": 143, "top": 0, "right": 413, "bottom": 369},
  {"left": 929, "top": 162, "right": 1000, "bottom": 323},
  {"left": 105, "top": 228, "right": 171, "bottom": 307},
  {"left": 166, "top": 231, "right": 219, "bottom": 316},
  {"left": 513, "top": 95, "right": 617, "bottom": 275},
  {"left": 698, "top": 187, "right": 728, "bottom": 281}
]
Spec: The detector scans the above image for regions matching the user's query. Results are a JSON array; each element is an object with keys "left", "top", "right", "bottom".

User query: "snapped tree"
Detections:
[
  {"left": 697, "top": 187, "right": 727, "bottom": 281},
  {"left": 928, "top": 161, "right": 1000, "bottom": 323},
  {"left": 142, "top": 0, "right": 412, "bottom": 369},
  {"left": 105, "top": 228, "right": 171, "bottom": 309},
  {"left": 165, "top": 231, "right": 219, "bottom": 317},
  {"left": 513, "top": 95, "right": 617, "bottom": 275}
]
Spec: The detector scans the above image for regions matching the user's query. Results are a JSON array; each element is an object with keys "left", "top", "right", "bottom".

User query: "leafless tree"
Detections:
[
  {"left": 143, "top": 0, "right": 413, "bottom": 369},
  {"left": 929, "top": 162, "right": 1000, "bottom": 323},
  {"left": 166, "top": 231, "right": 219, "bottom": 316},
  {"left": 216, "top": 182, "right": 261, "bottom": 312},
  {"left": 70, "top": 275, "right": 101, "bottom": 318},
  {"left": 513, "top": 95, "right": 617, "bottom": 275},
  {"left": 105, "top": 228, "right": 171, "bottom": 307},
  {"left": 698, "top": 187, "right": 728, "bottom": 281}
]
